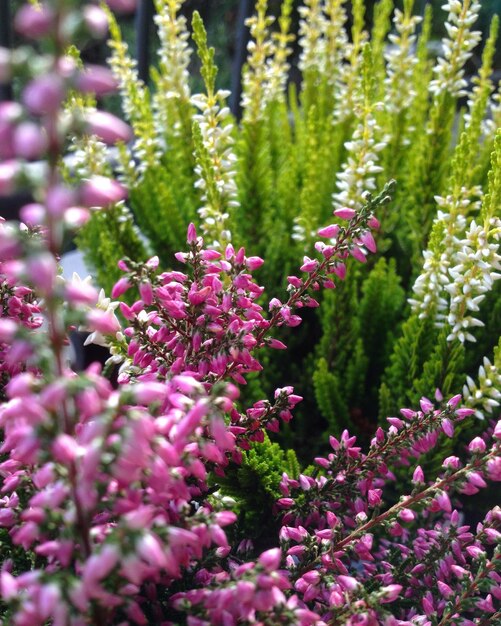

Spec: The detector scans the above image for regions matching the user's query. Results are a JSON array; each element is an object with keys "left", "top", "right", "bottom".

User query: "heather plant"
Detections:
[
  {"left": 72, "top": 0, "right": 501, "bottom": 460},
  {"left": 0, "top": 1, "right": 501, "bottom": 625}
]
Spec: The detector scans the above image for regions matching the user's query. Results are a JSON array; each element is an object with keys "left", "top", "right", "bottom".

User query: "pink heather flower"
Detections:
[
  {"left": 76, "top": 65, "right": 118, "bottom": 96},
  {"left": 437, "top": 581, "right": 453, "bottom": 598},
  {"left": 412, "top": 465, "right": 425, "bottom": 483},
  {"left": 15, "top": 3, "right": 54, "bottom": 39},
  {"left": 379, "top": 584, "right": 402, "bottom": 603},
  {"left": 83, "top": 544, "right": 120, "bottom": 585},
  {"left": 398, "top": 508, "right": 415, "bottom": 523},
  {"left": 52, "top": 434, "right": 80, "bottom": 464},
  {"left": 86, "top": 110, "right": 133, "bottom": 145},
  {"left": 187, "top": 223, "right": 197, "bottom": 244},
  {"left": 258, "top": 548, "right": 281, "bottom": 571},
  {"left": 65, "top": 281, "right": 98, "bottom": 306},
  {"left": 246, "top": 256, "right": 264, "bottom": 270},
  {"left": 447, "top": 393, "right": 462, "bottom": 409},
  {"left": 46, "top": 185, "right": 76, "bottom": 218},
  {"left": 136, "top": 533, "right": 167, "bottom": 569},
  {"left": 300, "top": 256, "right": 318, "bottom": 273},
  {"left": 13, "top": 122, "right": 47, "bottom": 160},
  {"left": 81, "top": 176, "right": 127, "bottom": 207},
  {"left": 434, "top": 491, "right": 452, "bottom": 513},
  {"left": 106, "top": 0, "right": 138, "bottom": 13},
  {"left": 26, "top": 253, "right": 57, "bottom": 295},
  {"left": 333, "top": 207, "right": 356, "bottom": 220},
  {"left": 468, "top": 437, "right": 487, "bottom": 453},
  {"left": 368, "top": 489, "right": 382, "bottom": 507},
  {"left": 23, "top": 75, "right": 64, "bottom": 115},
  {"left": 486, "top": 457, "right": 501, "bottom": 481},
  {"left": 359, "top": 230, "right": 377, "bottom": 253},
  {"left": 337, "top": 575, "right": 359, "bottom": 591},
  {"left": 87, "top": 309, "right": 120, "bottom": 335},
  {"left": 82, "top": 5, "right": 109, "bottom": 38},
  {"left": 441, "top": 418, "right": 454, "bottom": 438},
  {"left": 0, "top": 160, "right": 19, "bottom": 196},
  {"left": 419, "top": 397, "right": 434, "bottom": 413},
  {"left": 317, "top": 224, "right": 340, "bottom": 238},
  {"left": 455, "top": 408, "right": 475, "bottom": 420},
  {"left": 493, "top": 420, "right": 501, "bottom": 439},
  {"left": 350, "top": 246, "right": 367, "bottom": 263},
  {"left": 111, "top": 277, "right": 131, "bottom": 299}
]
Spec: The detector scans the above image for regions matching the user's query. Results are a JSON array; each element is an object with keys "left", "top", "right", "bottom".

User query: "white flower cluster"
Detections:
[
  {"left": 153, "top": 0, "right": 192, "bottom": 133},
  {"left": 191, "top": 92, "right": 239, "bottom": 248},
  {"left": 445, "top": 218, "right": 501, "bottom": 343},
  {"left": 240, "top": 9, "right": 276, "bottom": 122},
  {"left": 384, "top": 8, "right": 422, "bottom": 114},
  {"left": 429, "top": 0, "right": 481, "bottom": 98},
  {"left": 70, "top": 134, "right": 110, "bottom": 179},
  {"left": 409, "top": 188, "right": 483, "bottom": 332},
  {"left": 463, "top": 356, "right": 501, "bottom": 419},
  {"left": 481, "top": 83, "right": 501, "bottom": 138},
  {"left": 298, "top": 0, "right": 328, "bottom": 76},
  {"left": 332, "top": 112, "right": 386, "bottom": 211}
]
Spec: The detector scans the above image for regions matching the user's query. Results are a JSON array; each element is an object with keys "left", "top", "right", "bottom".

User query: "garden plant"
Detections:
[{"left": 0, "top": 0, "right": 500, "bottom": 625}]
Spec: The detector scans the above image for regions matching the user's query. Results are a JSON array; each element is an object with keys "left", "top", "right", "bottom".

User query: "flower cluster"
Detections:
[
  {"left": 190, "top": 13, "right": 239, "bottom": 249},
  {"left": 429, "top": 0, "right": 482, "bottom": 98}
]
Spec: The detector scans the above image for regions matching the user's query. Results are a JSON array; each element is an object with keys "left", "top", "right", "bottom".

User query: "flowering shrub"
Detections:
[
  {"left": 71, "top": 0, "right": 501, "bottom": 464},
  {"left": 0, "top": 1, "right": 500, "bottom": 625}
]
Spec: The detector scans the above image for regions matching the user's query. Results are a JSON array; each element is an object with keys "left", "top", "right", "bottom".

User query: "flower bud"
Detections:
[
  {"left": 80, "top": 176, "right": 127, "bottom": 207},
  {"left": 15, "top": 3, "right": 54, "bottom": 39},
  {"left": 13, "top": 121, "right": 47, "bottom": 160},
  {"left": 83, "top": 5, "right": 109, "bottom": 38},
  {"left": 77, "top": 65, "right": 117, "bottom": 96},
  {"left": 106, "top": 0, "right": 138, "bottom": 13},
  {"left": 23, "top": 75, "right": 64, "bottom": 115},
  {"left": 0, "top": 160, "right": 19, "bottom": 196},
  {"left": 86, "top": 110, "right": 132, "bottom": 145}
]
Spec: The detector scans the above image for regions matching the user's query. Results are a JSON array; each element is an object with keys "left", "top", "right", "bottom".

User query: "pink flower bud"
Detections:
[
  {"left": 246, "top": 256, "right": 264, "bottom": 270},
  {"left": 81, "top": 176, "right": 127, "bottom": 207},
  {"left": 334, "top": 207, "right": 356, "bottom": 220},
  {"left": 86, "top": 110, "right": 132, "bottom": 145},
  {"left": 46, "top": 185, "right": 76, "bottom": 218},
  {"left": 27, "top": 252, "right": 57, "bottom": 295},
  {"left": 77, "top": 65, "right": 118, "bottom": 96},
  {"left": 318, "top": 224, "right": 340, "bottom": 238},
  {"left": 187, "top": 222, "right": 197, "bottom": 244},
  {"left": 23, "top": 75, "right": 64, "bottom": 115},
  {"left": 87, "top": 309, "right": 120, "bottom": 335},
  {"left": 137, "top": 533, "right": 167, "bottom": 569},
  {"left": 368, "top": 489, "right": 382, "bottom": 507},
  {"left": 20, "top": 203, "right": 46, "bottom": 227},
  {"left": 300, "top": 256, "right": 318, "bottom": 273},
  {"left": 15, "top": 3, "right": 54, "bottom": 39},
  {"left": 412, "top": 465, "right": 424, "bottom": 483},
  {"left": 258, "top": 548, "right": 281, "bottom": 571},
  {"left": 455, "top": 408, "right": 475, "bottom": 420},
  {"left": 106, "top": 0, "right": 138, "bottom": 13},
  {"left": 83, "top": 5, "right": 109, "bottom": 38},
  {"left": 350, "top": 245, "right": 367, "bottom": 263},
  {"left": 359, "top": 230, "right": 377, "bottom": 253},
  {"left": 441, "top": 418, "right": 454, "bottom": 438},
  {"left": 13, "top": 121, "right": 47, "bottom": 160},
  {"left": 134, "top": 382, "right": 167, "bottom": 405},
  {"left": 437, "top": 581, "right": 453, "bottom": 598},
  {"left": 419, "top": 397, "right": 434, "bottom": 413},
  {"left": 494, "top": 420, "right": 501, "bottom": 440},
  {"left": 398, "top": 508, "right": 415, "bottom": 523},
  {"left": 111, "top": 277, "right": 131, "bottom": 298},
  {"left": 0, "top": 160, "right": 20, "bottom": 195},
  {"left": 337, "top": 575, "right": 359, "bottom": 591},
  {"left": 468, "top": 436, "right": 486, "bottom": 453},
  {"left": 379, "top": 584, "right": 402, "bottom": 603}
]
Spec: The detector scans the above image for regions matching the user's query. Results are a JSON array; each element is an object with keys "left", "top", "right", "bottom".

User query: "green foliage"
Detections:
[{"left": 216, "top": 434, "right": 300, "bottom": 547}]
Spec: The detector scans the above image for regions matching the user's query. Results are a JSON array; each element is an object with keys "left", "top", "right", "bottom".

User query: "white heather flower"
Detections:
[
  {"left": 333, "top": 112, "right": 386, "bottom": 212},
  {"left": 445, "top": 218, "right": 501, "bottom": 343},
  {"left": 384, "top": 8, "right": 422, "bottom": 114},
  {"left": 191, "top": 91, "right": 239, "bottom": 249},
  {"left": 240, "top": 4, "right": 275, "bottom": 122},
  {"left": 298, "top": 0, "right": 328, "bottom": 76},
  {"left": 463, "top": 357, "right": 501, "bottom": 419},
  {"left": 409, "top": 188, "right": 481, "bottom": 322},
  {"left": 152, "top": 0, "right": 192, "bottom": 134},
  {"left": 429, "top": 0, "right": 482, "bottom": 98}
]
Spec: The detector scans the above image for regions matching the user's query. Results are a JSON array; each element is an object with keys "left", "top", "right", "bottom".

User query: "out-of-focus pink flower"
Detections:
[
  {"left": 81, "top": 176, "right": 127, "bottom": 207},
  {"left": 23, "top": 75, "right": 65, "bottom": 115},
  {"left": 86, "top": 110, "right": 133, "bottom": 145},
  {"left": 13, "top": 122, "right": 47, "bottom": 160},
  {"left": 82, "top": 5, "right": 109, "bottom": 38},
  {"left": 15, "top": 3, "right": 54, "bottom": 39},
  {"left": 76, "top": 65, "right": 118, "bottom": 96},
  {"left": 105, "top": 0, "right": 138, "bottom": 13}
]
